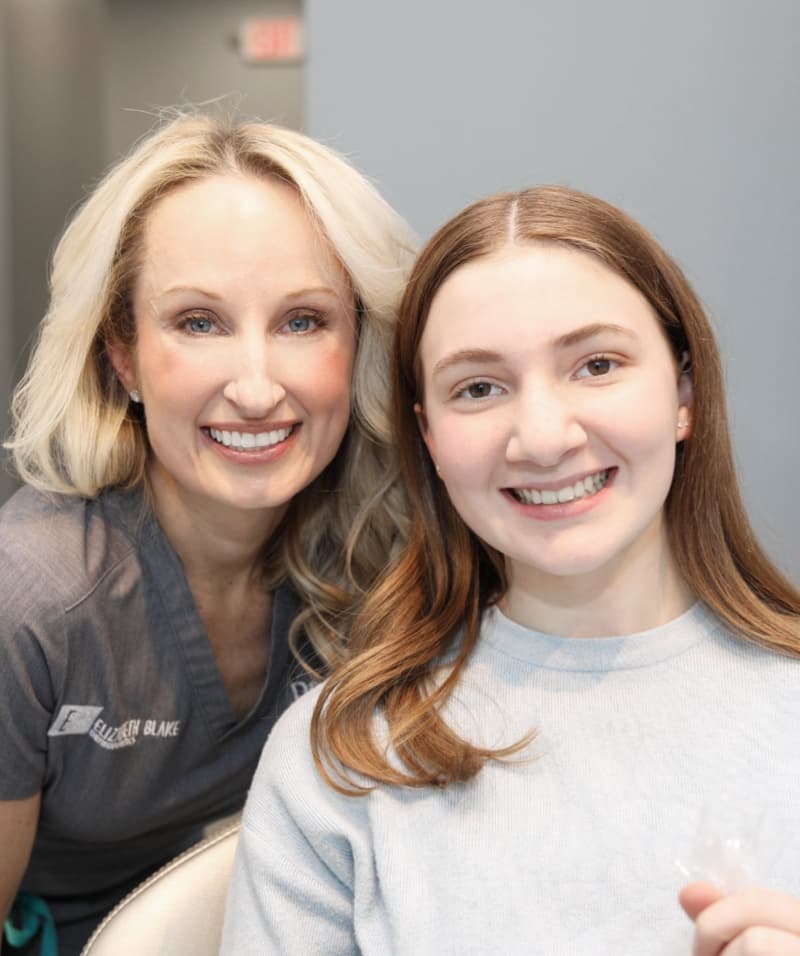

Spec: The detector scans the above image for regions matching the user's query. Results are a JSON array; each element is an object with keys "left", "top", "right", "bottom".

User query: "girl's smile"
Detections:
[
  {"left": 416, "top": 243, "right": 693, "bottom": 622},
  {"left": 503, "top": 466, "right": 615, "bottom": 520}
]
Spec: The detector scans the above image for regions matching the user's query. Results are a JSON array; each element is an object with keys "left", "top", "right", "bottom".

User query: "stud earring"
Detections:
[
  {"left": 677, "top": 419, "right": 689, "bottom": 428},
  {"left": 130, "top": 390, "right": 142, "bottom": 404}
]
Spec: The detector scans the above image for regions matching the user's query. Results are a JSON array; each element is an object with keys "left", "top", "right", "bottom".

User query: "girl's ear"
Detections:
[
  {"left": 414, "top": 402, "right": 438, "bottom": 466},
  {"left": 676, "top": 351, "right": 693, "bottom": 440}
]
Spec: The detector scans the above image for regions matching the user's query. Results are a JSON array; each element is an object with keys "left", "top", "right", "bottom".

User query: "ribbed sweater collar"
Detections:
[{"left": 480, "top": 602, "right": 721, "bottom": 671}]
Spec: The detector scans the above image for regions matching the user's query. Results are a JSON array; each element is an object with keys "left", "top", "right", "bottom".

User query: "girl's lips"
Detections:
[
  {"left": 508, "top": 468, "right": 613, "bottom": 505},
  {"left": 503, "top": 468, "right": 617, "bottom": 521}
]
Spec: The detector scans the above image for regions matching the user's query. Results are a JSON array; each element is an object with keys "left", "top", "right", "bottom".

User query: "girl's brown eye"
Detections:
[
  {"left": 466, "top": 382, "right": 493, "bottom": 398},
  {"left": 586, "top": 357, "right": 612, "bottom": 376}
]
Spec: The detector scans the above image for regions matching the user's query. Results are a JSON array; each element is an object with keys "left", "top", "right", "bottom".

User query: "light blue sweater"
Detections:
[{"left": 222, "top": 604, "right": 800, "bottom": 955}]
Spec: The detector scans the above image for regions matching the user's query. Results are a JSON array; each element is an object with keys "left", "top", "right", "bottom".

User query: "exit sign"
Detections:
[{"left": 239, "top": 17, "right": 305, "bottom": 64}]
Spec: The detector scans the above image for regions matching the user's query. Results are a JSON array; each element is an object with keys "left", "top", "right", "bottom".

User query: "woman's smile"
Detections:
[
  {"left": 203, "top": 424, "right": 298, "bottom": 461},
  {"left": 109, "top": 172, "right": 356, "bottom": 523}
]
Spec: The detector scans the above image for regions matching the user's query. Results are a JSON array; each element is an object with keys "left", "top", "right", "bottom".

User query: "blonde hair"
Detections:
[
  {"left": 7, "top": 112, "right": 416, "bottom": 665},
  {"left": 313, "top": 185, "right": 800, "bottom": 791}
]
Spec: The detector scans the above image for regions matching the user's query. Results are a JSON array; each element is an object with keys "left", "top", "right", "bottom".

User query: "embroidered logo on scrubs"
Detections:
[
  {"left": 289, "top": 678, "right": 313, "bottom": 700},
  {"left": 48, "top": 706, "right": 182, "bottom": 751}
]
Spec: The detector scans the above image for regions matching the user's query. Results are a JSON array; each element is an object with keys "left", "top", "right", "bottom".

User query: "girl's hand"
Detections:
[{"left": 680, "top": 881, "right": 800, "bottom": 955}]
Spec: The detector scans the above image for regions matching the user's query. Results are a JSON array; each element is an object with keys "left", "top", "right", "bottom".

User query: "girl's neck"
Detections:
[{"left": 500, "top": 535, "right": 694, "bottom": 639}]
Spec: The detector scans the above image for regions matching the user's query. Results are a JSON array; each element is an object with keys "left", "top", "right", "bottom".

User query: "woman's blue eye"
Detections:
[
  {"left": 286, "top": 314, "right": 318, "bottom": 333},
  {"left": 186, "top": 314, "right": 214, "bottom": 334}
]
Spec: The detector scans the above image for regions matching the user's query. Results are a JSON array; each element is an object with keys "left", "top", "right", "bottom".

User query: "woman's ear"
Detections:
[
  {"left": 676, "top": 351, "right": 693, "bottom": 440},
  {"left": 106, "top": 338, "right": 138, "bottom": 396}
]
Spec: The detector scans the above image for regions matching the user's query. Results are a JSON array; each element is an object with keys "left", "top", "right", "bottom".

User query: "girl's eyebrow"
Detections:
[
  {"left": 431, "top": 324, "right": 637, "bottom": 377},
  {"left": 555, "top": 322, "right": 637, "bottom": 348},
  {"left": 432, "top": 348, "right": 503, "bottom": 377}
]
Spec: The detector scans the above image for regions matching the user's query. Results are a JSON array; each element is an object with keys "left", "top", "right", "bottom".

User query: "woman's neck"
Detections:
[{"left": 145, "top": 464, "right": 286, "bottom": 587}]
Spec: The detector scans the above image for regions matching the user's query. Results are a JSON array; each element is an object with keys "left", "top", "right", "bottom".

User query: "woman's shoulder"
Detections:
[{"left": 0, "top": 484, "right": 148, "bottom": 612}]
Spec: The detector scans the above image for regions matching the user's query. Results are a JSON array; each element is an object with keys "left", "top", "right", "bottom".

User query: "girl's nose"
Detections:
[{"left": 505, "top": 386, "right": 587, "bottom": 467}]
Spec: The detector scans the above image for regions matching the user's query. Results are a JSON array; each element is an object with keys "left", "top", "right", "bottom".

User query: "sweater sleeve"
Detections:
[{"left": 221, "top": 690, "right": 361, "bottom": 956}]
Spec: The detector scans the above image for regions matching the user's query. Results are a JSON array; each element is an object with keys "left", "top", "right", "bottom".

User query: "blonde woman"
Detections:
[
  {"left": 0, "top": 113, "right": 414, "bottom": 955},
  {"left": 223, "top": 187, "right": 800, "bottom": 955}
]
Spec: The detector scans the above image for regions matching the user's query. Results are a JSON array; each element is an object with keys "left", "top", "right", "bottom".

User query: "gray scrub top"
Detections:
[{"left": 0, "top": 484, "right": 313, "bottom": 934}]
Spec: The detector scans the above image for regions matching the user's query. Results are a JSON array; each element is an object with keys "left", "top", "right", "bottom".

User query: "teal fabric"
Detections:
[{"left": 4, "top": 893, "right": 58, "bottom": 956}]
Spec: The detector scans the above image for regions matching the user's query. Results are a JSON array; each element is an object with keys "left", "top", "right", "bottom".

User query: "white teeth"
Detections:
[
  {"left": 208, "top": 426, "right": 292, "bottom": 451},
  {"left": 513, "top": 469, "right": 610, "bottom": 506}
]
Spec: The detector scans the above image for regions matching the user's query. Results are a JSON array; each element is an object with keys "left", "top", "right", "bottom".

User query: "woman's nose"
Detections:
[{"left": 222, "top": 346, "right": 286, "bottom": 418}]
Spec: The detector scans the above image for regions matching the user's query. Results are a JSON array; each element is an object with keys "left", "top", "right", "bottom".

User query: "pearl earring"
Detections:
[
  {"left": 130, "top": 390, "right": 142, "bottom": 404},
  {"left": 677, "top": 419, "right": 688, "bottom": 428}
]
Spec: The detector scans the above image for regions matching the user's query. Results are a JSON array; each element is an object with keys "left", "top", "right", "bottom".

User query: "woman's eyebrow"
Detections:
[
  {"left": 157, "top": 284, "right": 224, "bottom": 301},
  {"left": 158, "top": 284, "right": 339, "bottom": 298},
  {"left": 152, "top": 283, "right": 342, "bottom": 306}
]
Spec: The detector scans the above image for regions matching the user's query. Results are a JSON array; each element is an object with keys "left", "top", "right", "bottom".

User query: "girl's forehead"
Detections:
[
  {"left": 430, "top": 243, "right": 623, "bottom": 305},
  {"left": 420, "top": 244, "right": 659, "bottom": 357}
]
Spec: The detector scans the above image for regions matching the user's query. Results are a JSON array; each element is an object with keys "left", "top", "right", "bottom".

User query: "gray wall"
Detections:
[
  {"left": 105, "top": 0, "right": 304, "bottom": 158},
  {"left": 4, "top": 0, "right": 107, "bottom": 371},
  {"left": 2, "top": 1, "right": 796, "bottom": 578},
  {"left": 0, "top": 0, "right": 16, "bottom": 499},
  {"left": 307, "top": 0, "right": 800, "bottom": 582},
  {"left": 1, "top": 0, "right": 303, "bottom": 498},
  {"left": 3, "top": 0, "right": 303, "bottom": 358}
]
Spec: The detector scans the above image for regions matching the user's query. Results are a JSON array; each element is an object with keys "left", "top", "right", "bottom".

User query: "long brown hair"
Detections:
[{"left": 312, "top": 185, "right": 800, "bottom": 792}]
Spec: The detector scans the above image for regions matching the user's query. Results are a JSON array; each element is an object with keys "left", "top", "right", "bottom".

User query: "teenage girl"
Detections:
[{"left": 223, "top": 186, "right": 800, "bottom": 956}]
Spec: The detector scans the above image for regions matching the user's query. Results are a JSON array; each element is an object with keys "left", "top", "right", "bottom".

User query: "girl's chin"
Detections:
[{"left": 504, "top": 546, "right": 632, "bottom": 584}]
